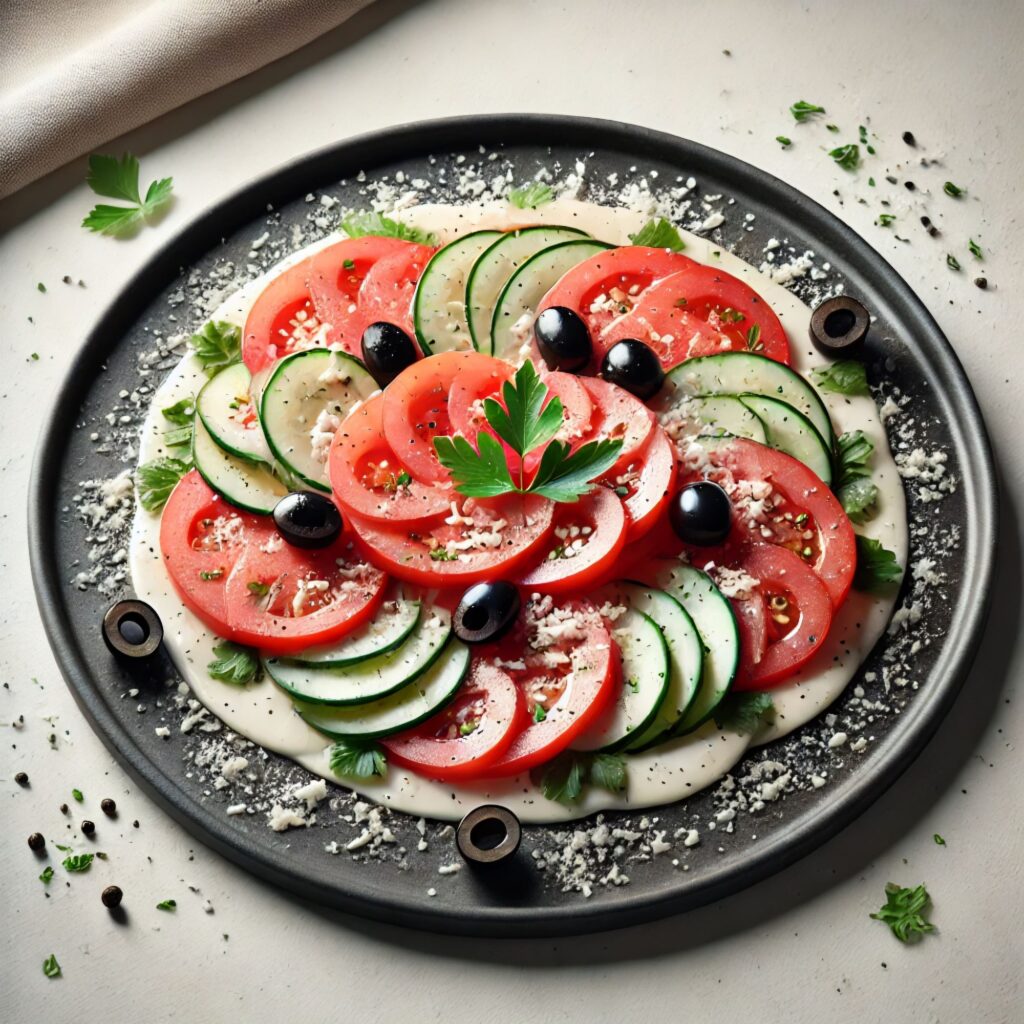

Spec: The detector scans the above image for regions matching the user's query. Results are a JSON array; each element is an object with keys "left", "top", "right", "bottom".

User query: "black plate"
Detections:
[{"left": 28, "top": 115, "right": 997, "bottom": 936}]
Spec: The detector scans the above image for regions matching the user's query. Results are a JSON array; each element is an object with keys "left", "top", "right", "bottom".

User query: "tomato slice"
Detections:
[
  {"left": 382, "top": 661, "right": 524, "bottom": 781},
  {"left": 347, "top": 493, "right": 554, "bottom": 587},
  {"left": 600, "top": 264, "right": 791, "bottom": 366},
  {"left": 515, "top": 487, "right": 627, "bottom": 595},
  {"left": 242, "top": 256, "right": 321, "bottom": 374},
  {"left": 578, "top": 376, "right": 655, "bottom": 473},
  {"left": 160, "top": 470, "right": 271, "bottom": 635},
  {"left": 382, "top": 350, "right": 503, "bottom": 485},
  {"left": 357, "top": 243, "right": 435, "bottom": 343},
  {"left": 223, "top": 530, "right": 386, "bottom": 654},
  {"left": 328, "top": 393, "right": 454, "bottom": 525},
  {"left": 599, "top": 424, "right": 678, "bottom": 542},
  {"left": 537, "top": 246, "right": 698, "bottom": 346},
  {"left": 483, "top": 598, "right": 617, "bottom": 776}
]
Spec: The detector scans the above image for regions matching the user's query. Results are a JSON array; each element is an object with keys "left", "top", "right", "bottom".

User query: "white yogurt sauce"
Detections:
[{"left": 129, "top": 199, "right": 908, "bottom": 823}]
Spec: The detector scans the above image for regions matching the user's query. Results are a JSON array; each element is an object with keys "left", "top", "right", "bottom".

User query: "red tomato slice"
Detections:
[
  {"left": 483, "top": 598, "right": 617, "bottom": 776},
  {"left": 347, "top": 493, "right": 554, "bottom": 587},
  {"left": 732, "top": 591, "right": 768, "bottom": 685},
  {"left": 382, "top": 662, "right": 524, "bottom": 781},
  {"left": 724, "top": 545, "right": 832, "bottom": 689},
  {"left": 160, "top": 470, "right": 271, "bottom": 635},
  {"left": 578, "top": 376, "right": 655, "bottom": 473},
  {"left": 328, "top": 393, "right": 454, "bottom": 525},
  {"left": 599, "top": 264, "right": 791, "bottom": 366},
  {"left": 357, "top": 243, "right": 435, "bottom": 342},
  {"left": 515, "top": 487, "right": 627, "bottom": 595},
  {"left": 382, "top": 350, "right": 502, "bottom": 485},
  {"left": 599, "top": 424, "right": 678, "bottom": 542},
  {"left": 223, "top": 531, "right": 387, "bottom": 654},
  {"left": 538, "top": 246, "right": 698, "bottom": 345},
  {"left": 242, "top": 256, "right": 320, "bottom": 374}
]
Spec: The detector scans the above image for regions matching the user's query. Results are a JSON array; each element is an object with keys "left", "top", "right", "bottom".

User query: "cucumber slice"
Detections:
[
  {"left": 660, "top": 352, "right": 834, "bottom": 443},
  {"left": 285, "top": 595, "right": 422, "bottom": 668},
  {"left": 491, "top": 239, "right": 613, "bottom": 361},
  {"left": 653, "top": 564, "right": 739, "bottom": 736},
  {"left": 617, "top": 583, "right": 704, "bottom": 751},
  {"left": 295, "top": 641, "right": 470, "bottom": 738},
  {"left": 259, "top": 349, "right": 378, "bottom": 491},
  {"left": 196, "top": 362, "right": 272, "bottom": 464},
  {"left": 740, "top": 395, "right": 833, "bottom": 484},
  {"left": 662, "top": 395, "right": 768, "bottom": 445},
  {"left": 572, "top": 607, "right": 670, "bottom": 754},
  {"left": 192, "top": 415, "right": 288, "bottom": 515},
  {"left": 265, "top": 607, "right": 451, "bottom": 706},
  {"left": 464, "top": 226, "right": 588, "bottom": 353},
  {"left": 413, "top": 230, "right": 502, "bottom": 355}
]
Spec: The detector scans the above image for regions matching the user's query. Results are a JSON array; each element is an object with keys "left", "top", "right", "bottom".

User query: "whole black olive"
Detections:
[
  {"left": 533, "top": 306, "right": 592, "bottom": 372},
  {"left": 453, "top": 582, "right": 520, "bottom": 645},
  {"left": 361, "top": 322, "right": 418, "bottom": 388},
  {"left": 600, "top": 338, "right": 665, "bottom": 400},
  {"left": 272, "top": 492, "right": 343, "bottom": 549},
  {"left": 669, "top": 481, "right": 732, "bottom": 546}
]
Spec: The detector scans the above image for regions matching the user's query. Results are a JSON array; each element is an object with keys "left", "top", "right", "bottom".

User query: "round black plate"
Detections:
[{"left": 28, "top": 115, "right": 997, "bottom": 936}]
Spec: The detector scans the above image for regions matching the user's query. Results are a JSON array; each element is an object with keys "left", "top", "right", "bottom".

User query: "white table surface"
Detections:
[{"left": 2, "top": 1, "right": 1021, "bottom": 1021}]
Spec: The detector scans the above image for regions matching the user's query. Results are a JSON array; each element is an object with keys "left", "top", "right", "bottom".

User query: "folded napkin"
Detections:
[{"left": 0, "top": 0, "right": 375, "bottom": 199}]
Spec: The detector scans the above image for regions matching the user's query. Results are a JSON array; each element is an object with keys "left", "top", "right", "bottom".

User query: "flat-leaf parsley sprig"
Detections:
[
  {"left": 433, "top": 362, "right": 622, "bottom": 502},
  {"left": 82, "top": 153, "right": 174, "bottom": 237}
]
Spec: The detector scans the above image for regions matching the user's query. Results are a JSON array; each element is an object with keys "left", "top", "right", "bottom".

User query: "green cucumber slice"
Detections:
[
  {"left": 295, "top": 641, "right": 470, "bottom": 738},
  {"left": 572, "top": 607, "right": 670, "bottom": 754},
  {"left": 464, "top": 226, "right": 588, "bottom": 353},
  {"left": 661, "top": 394, "right": 768, "bottom": 445},
  {"left": 653, "top": 564, "right": 739, "bottom": 736},
  {"left": 660, "top": 352, "right": 834, "bottom": 443},
  {"left": 285, "top": 595, "right": 422, "bottom": 668},
  {"left": 491, "top": 239, "right": 612, "bottom": 361},
  {"left": 265, "top": 607, "right": 451, "bottom": 706},
  {"left": 191, "top": 415, "right": 288, "bottom": 515},
  {"left": 259, "top": 349, "right": 378, "bottom": 492},
  {"left": 740, "top": 395, "right": 833, "bottom": 484},
  {"left": 196, "top": 362, "right": 272, "bottom": 464},
  {"left": 617, "top": 583, "right": 704, "bottom": 751},
  {"left": 413, "top": 230, "right": 502, "bottom": 355}
]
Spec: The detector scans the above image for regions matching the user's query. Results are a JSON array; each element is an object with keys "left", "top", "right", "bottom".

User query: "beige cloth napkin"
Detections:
[{"left": 0, "top": 0, "right": 375, "bottom": 199}]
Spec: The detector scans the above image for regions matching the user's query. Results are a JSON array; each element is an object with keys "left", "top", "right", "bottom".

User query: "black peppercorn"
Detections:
[
  {"left": 902, "top": 131, "right": 916, "bottom": 146},
  {"left": 14, "top": 771, "right": 28, "bottom": 786},
  {"left": 974, "top": 277, "right": 988, "bottom": 290},
  {"left": 905, "top": 180, "right": 916, "bottom": 191},
  {"left": 101, "top": 885, "right": 123, "bottom": 908},
  {"left": 81, "top": 820, "right": 96, "bottom": 836},
  {"left": 132, "top": 820, "right": 140, "bottom": 829},
  {"left": 60, "top": 803, "right": 69, "bottom": 815},
  {"left": 100, "top": 798, "right": 117, "bottom": 817},
  {"left": 28, "top": 832, "right": 45, "bottom": 851}
]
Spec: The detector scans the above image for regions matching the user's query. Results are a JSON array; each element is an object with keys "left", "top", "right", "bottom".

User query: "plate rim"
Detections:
[{"left": 28, "top": 113, "right": 999, "bottom": 936}]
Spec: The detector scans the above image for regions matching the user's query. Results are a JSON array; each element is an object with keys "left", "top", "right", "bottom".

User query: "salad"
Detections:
[{"left": 131, "top": 197, "right": 906, "bottom": 822}]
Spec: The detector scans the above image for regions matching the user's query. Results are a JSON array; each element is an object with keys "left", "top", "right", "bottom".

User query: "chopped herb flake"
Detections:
[
  {"left": 43, "top": 954, "right": 61, "bottom": 978},
  {"left": 62, "top": 853, "right": 94, "bottom": 873},
  {"left": 968, "top": 239, "right": 983, "bottom": 260},
  {"left": 628, "top": 217, "right": 686, "bottom": 252},
  {"left": 870, "top": 883, "right": 936, "bottom": 943},
  {"left": 508, "top": 182, "right": 556, "bottom": 209},
  {"left": 72, "top": 788, "right": 84, "bottom": 802},
  {"left": 943, "top": 181, "right": 965, "bottom": 198},
  {"left": 790, "top": 100, "right": 826, "bottom": 122},
  {"left": 812, "top": 360, "right": 869, "bottom": 396},
  {"left": 775, "top": 136, "right": 792, "bottom": 148},
  {"left": 190, "top": 320, "right": 242, "bottom": 377},
  {"left": 829, "top": 144, "right": 860, "bottom": 171},
  {"left": 207, "top": 641, "right": 260, "bottom": 685},
  {"left": 329, "top": 737, "right": 386, "bottom": 779},
  {"left": 156, "top": 899, "right": 177, "bottom": 911},
  {"left": 340, "top": 211, "right": 435, "bottom": 245},
  {"left": 947, "top": 254, "right": 962, "bottom": 271}
]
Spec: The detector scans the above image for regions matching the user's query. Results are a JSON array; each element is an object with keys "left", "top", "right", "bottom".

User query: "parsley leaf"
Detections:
[
  {"left": 428, "top": 547, "right": 458, "bottom": 561},
  {"left": 82, "top": 153, "right": 174, "bottom": 237},
  {"left": 62, "top": 853, "right": 94, "bottom": 873},
  {"left": 854, "top": 536, "right": 902, "bottom": 592},
  {"left": 485, "top": 361, "right": 563, "bottom": 460},
  {"left": 72, "top": 788, "right": 84, "bottom": 802},
  {"left": 776, "top": 136, "right": 792, "bottom": 148},
  {"left": 43, "top": 954, "right": 61, "bottom": 978},
  {"left": 156, "top": 899, "right": 177, "bottom": 911},
  {"left": 839, "top": 477, "right": 879, "bottom": 524},
  {"left": 943, "top": 181, "right": 965, "bottom": 198},
  {"left": 812, "top": 360, "right": 869, "bottom": 396},
  {"left": 870, "top": 883, "right": 936, "bottom": 943},
  {"left": 968, "top": 239, "right": 983, "bottom": 260},
  {"left": 877, "top": 213, "right": 896, "bottom": 227},
  {"left": 829, "top": 144, "right": 861, "bottom": 171},
  {"left": 528, "top": 438, "right": 623, "bottom": 503},
  {"left": 835, "top": 430, "right": 879, "bottom": 522},
  {"left": 934, "top": 833, "right": 946, "bottom": 846},
  {"left": 190, "top": 321, "right": 242, "bottom": 377},
  {"left": 136, "top": 457, "right": 190, "bottom": 512},
  {"left": 532, "top": 704, "right": 547, "bottom": 723},
  {"left": 947, "top": 253, "right": 962, "bottom": 272},
  {"left": 790, "top": 100, "right": 826, "bottom": 122},
  {"left": 340, "top": 211, "right": 435, "bottom": 245},
  {"left": 329, "top": 738, "right": 387, "bottom": 779},
  {"left": 538, "top": 752, "right": 626, "bottom": 804},
  {"left": 207, "top": 642, "right": 260, "bottom": 685},
  {"left": 589, "top": 753, "right": 627, "bottom": 793},
  {"left": 714, "top": 691, "right": 775, "bottom": 735},
  {"left": 39, "top": 865, "right": 54, "bottom": 885},
  {"left": 434, "top": 433, "right": 518, "bottom": 498},
  {"left": 162, "top": 397, "right": 195, "bottom": 448},
  {"left": 508, "top": 182, "right": 555, "bottom": 209},
  {"left": 628, "top": 217, "right": 686, "bottom": 252}
]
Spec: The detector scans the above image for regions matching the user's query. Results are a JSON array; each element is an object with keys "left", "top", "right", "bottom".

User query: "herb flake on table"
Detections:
[
  {"left": 82, "top": 153, "right": 174, "bottom": 237},
  {"left": 207, "top": 642, "right": 260, "bottom": 685},
  {"left": 854, "top": 536, "right": 902, "bottom": 592},
  {"left": 39, "top": 865, "right": 54, "bottom": 885},
  {"left": 870, "top": 883, "right": 936, "bottom": 943},
  {"left": 628, "top": 217, "right": 686, "bottom": 251},
  {"left": 776, "top": 136, "right": 792, "bottom": 148},
  {"left": 947, "top": 254, "right": 962, "bottom": 271},
  {"left": 62, "top": 853, "right": 94, "bottom": 873},
  {"left": 42, "top": 954, "right": 61, "bottom": 979},
  {"left": 812, "top": 360, "right": 869, "bottom": 396},
  {"left": 829, "top": 144, "right": 860, "bottom": 171},
  {"left": 943, "top": 181, "right": 965, "bottom": 198},
  {"left": 934, "top": 833, "right": 946, "bottom": 845},
  {"left": 72, "top": 788, "right": 84, "bottom": 802},
  {"left": 968, "top": 239, "right": 983, "bottom": 260},
  {"left": 508, "top": 182, "right": 555, "bottom": 209},
  {"left": 156, "top": 899, "right": 177, "bottom": 911},
  {"left": 790, "top": 100, "right": 826, "bottom": 122},
  {"left": 340, "top": 211, "right": 435, "bottom": 245},
  {"left": 190, "top": 320, "right": 242, "bottom": 376},
  {"left": 329, "top": 738, "right": 386, "bottom": 779}
]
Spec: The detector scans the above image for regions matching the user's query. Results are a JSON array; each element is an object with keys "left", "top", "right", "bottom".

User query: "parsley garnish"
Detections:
[
  {"left": 162, "top": 397, "right": 195, "bottom": 448},
  {"left": 836, "top": 430, "right": 878, "bottom": 523},
  {"left": 812, "top": 360, "right": 869, "bottom": 396},
  {"left": 714, "top": 692, "right": 775, "bottom": 735},
  {"left": 72, "top": 788, "right": 84, "bottom": 802},
  {"left": 537, "top": 751, "right": 627, "bottom": 805},
  {"left": 82, "top": 153, "right": 173, "bottom": 237},
  {"left": 340, "top": 211, "right": 435, "bottom": 245},
  {"left": 433, "top": 361, "right": 622, "bottom": 502},
  {"left": 826, "top": 123, "right": 840, "bottom": 133},
  {"left": 62, "top": 853, "right": 94, "bottom": 873},
  {"left": 877, "top": 213, "right": 896, "bottom": 227},
  {"left": 428, "top": 547, "right": 458, "bottom": 561},
  {"left": 329, "top": 737, "right": 387, "bottom": 779},
  {"left": 383, "top": 470, "right": 413, "bottom": 492},
  {"left": 745, "top": 323, "right": 763, "bottom": 352},
  {"left": 829, "top": 144, "right": 860, "bottom": 171},
  {"left": 39, "top": 865, "right": 54, "bottom": 885},
  {"left": 43, "top": 954, "right": 61, "bottom": 978},
  {"left": 870, "top": 883, "right": 936, "bottom": 943},
  {"left": 854, "top": 536, "right": 902, "bottom": 592},
  {"left": 136, "top": 457, "right": 190, "bottom": 512},
  {"left": 947, "top": 253, "right": 962, "bottom": 271},
  {"left": 37, "top": 282, "right": 46, "bottom": 293},
  {"left": 247, "top": 581, "right": 270, "bottom": 597},
  {"left": 790, "top": 100, "right": 826, "bottom": 122},
  {"left": 156, "top": 899, "right": 177, "bottom": 911},
  {"left": 532, "top": 704, "right": 547, "bottom": 723},
  {"left": 934, "top": 833, "right": 946, "bottom": 846},
  {"left": 839, "top": 477, "right": 879, "bottom": 524},
  {"left": 628, "top": 217, "right": 686, "bottom": 252},
  {"left": 775, "top": 136, "right": 792, "bottom": 148},
  {"left": 943, "top": 181, "right": 965, "bottom": 198},
  {"left": 199, "top": 569, "right": 224, "bottom": 581},
  {"left": 458, "top": 720, "right": 478, "bottom": 737},
  {"left": 207, "top": 642, "right": 260, "bottom": 684},
  {"left": 508, "top": 182, "right": 556, "bottom": 209},
  {"left": 968, "top": 239, "right": 983, "bottom": 260},
  {"left": 190, "top": 320, "right": 242, "bottom": 377}
]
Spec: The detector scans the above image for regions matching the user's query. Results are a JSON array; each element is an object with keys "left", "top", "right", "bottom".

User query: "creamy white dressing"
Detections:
[{"left": 129, "top": 199, "right": 908, "bottom": 822}]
